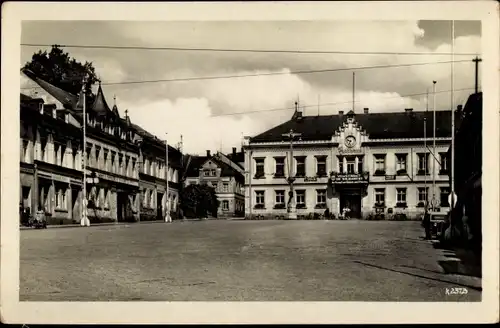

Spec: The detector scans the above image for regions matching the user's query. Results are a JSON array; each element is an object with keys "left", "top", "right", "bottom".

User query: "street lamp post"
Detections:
[
  {"left": 81, "top": 74, "right": 90, "bottom": 227},
  {"left": 165, "top": 133, "right": 172, "bottom": 223},
  {"left": 282, "top": 125, "right": 301, "bottom": 220}
]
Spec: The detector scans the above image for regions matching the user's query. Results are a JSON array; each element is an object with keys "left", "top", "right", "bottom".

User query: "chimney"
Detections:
[
  {"left": 405, "top": 108, "right": 413, "bottom": 112},
  {"left": 363, "top": 108, "right": 369, "bottom": 114},
  {"left": 206, "top": 150, "right": 211, "bottom": 157},
  {"left": 339, "top": 110, "right": 344, "bottom": 115},
  {"left": 232, "top": 147, "right": 237, "bottom": 156}
]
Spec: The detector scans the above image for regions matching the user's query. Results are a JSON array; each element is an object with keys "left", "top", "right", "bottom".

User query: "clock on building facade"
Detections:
[{"left": 345, "top": 135, "right": 356, "bottom": 148}]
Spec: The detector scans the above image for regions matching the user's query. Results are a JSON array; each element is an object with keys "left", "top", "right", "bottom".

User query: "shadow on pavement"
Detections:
[
  {"left": 353, "top": 261, "right": 482, "bottom": 292},
  {"left": 432, "top": 241, "right": 482, "bottom": 278}
]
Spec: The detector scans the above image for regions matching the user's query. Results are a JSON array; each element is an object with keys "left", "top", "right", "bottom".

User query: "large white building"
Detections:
[{"left": 243, "top": 106, "right": 453, "bottom": 220}]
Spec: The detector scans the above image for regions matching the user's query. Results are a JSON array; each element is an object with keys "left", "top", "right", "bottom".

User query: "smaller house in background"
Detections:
[
  {"left": 226, "top": 147, "right": 245, "bottom": 169},
  {"left": 183, "top": 150, "right": 245, "bottom": 218}
]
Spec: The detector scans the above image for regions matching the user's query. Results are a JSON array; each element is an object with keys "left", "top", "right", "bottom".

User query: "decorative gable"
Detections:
[{"left": 333, "top": 113, "right": 369, "bottom": 154}]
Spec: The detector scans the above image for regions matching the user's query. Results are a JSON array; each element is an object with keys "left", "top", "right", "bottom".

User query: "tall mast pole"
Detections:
[
  {"left": 450, "top": 20, "right": 456, "bottom": 214},
  {"left": 283, "top": 104, "right": 301, "bottom": 220},
  {"left": 352, "top": 72, "right": 356, "bottom": 112},
  {"left": 432, "top": 80, "right": 437, "bottom": 211},
  {"left": 472, "top": 56, "right": 482, "bottom": 94},
  {"left": 81, "top": 74, "right": 90, "bottom": 227},
  {"left": 165, "top": 133, "right": 171, "bottom": 223},
  {"left": 424, "top": 88, "right": 428, "bottom": 210}
]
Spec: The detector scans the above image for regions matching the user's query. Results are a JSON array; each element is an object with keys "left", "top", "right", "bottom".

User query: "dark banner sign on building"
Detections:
[{"left": 330, "top": 172, "right": 369, "bottom": 184}]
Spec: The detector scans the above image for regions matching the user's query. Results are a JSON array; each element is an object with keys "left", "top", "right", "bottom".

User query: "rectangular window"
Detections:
[
  {"left": 374, "top": 155, "right": 386, "bottom": 175},
  {"left": 418, "top": 187, "right": 428, "bottom": 207},
  {"left": 439, "top": 152, "right": 449, "bottom": 174},
  {"left": 417, "top": 153, "right": 429, "bottom": 174},
  {"left": 396, "top": 154, "right": 407, "bottom": 174},
  {"left": 275, "top": 190, "right": 285, "bottom": 208},
  {"left": 255, "top": 190, "right": 265, "bottom": 208},
  {"left": 316, "top": 189, "right": 326, "bottom": 205},
  {"left": 316, "top": 156, "right": 327, "bottom": 177},
  {"left": 255, "top": 158, "right": 265, "bottom": 178},
  {"left": 338, "top": 157, "right": 344, "bottom": 173},
  {"left": 346, "top": 157, "right": 356, "bottom": 174},
  {"left": 204, "top": 170, "right": 210, "bottom": 176},
  {"left": 223, "top": 182, "right": 229, "bottom": 192},
  {"left": 357, "top": 156, "right": 364, "bottom": 174},
  {"left": 274, "top": 157, "right": 285, "bottom": 177},
  {"left": 440, "top": 187, "right": 450, "bottom": 207},
  {"left": 55, "top": 187, "right": 67, "bottom": 210},
  {"left": 295, "top": 156, "right": 306, "bottom": 177},
  {"left": 396, "top": 188, "right": 407, "bottom": 206},
  {"left": 296, "top": 190, "right": 306, "bottom": 208},
  {"left": 222, "top": 200, "right": 229, "bottom": 211},
  {"left": 375, "top": 188, "right": 385, "bottom": 206}
]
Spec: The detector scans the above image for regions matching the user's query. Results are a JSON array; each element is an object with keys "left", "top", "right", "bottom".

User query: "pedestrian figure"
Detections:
[{"left": 423, "top": 210, "right": 431, "bottom": 240}]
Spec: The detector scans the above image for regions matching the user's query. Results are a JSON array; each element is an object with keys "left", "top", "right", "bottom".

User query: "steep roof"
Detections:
[
  {"left": 251, "top": 110, "right": 454, "bottom": 142},
  {"left": 185, "top": 155, "right": 208, "bottom": 177},
  {"left": 184, "top": 155, "right": 242, "bottom": 178},
  {"left": 92, "top": 83, "right": 112, "bottom": 116},
  {"left": 226, "top": 151, "right": 245, "bottom": 168},
  {"left": 21, "top": 69, "right": 78, "bottom": 109}
]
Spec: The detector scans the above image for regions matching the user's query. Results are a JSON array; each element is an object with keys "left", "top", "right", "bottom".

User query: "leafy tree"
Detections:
[
  {"left": 180, "top": 184, "right": 220, "bottom": 219},
  {"left": 22, "top": 45, "right": 99, "bottom": 104}
]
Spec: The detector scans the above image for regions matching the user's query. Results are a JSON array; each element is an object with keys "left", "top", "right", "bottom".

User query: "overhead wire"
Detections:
[
  {"left": 20, "top": 43, "right": 478, "bottom": 56},
  {"left": 20, "top": 59, "right": 473, "bottom": 90},
  {"left": 210, "top": 87, "right": 475, "bottom": 117}
]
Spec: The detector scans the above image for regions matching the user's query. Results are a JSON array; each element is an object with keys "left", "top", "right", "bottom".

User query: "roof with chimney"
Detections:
[
  {"left": 251, "top": 108, "right": 455, "bottom": 142},
  {"left": 184, "top": 154, "right": 242, "bottom": 178},
  {"left": 226, "top": 149, "right": 245, "bottom": 169}
]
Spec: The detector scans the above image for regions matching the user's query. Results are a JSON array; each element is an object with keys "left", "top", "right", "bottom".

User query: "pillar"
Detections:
[
  {"left": 343, "top": 157, "right": 347, "bottom": 173},
  {"left": 355, "top": 157, "right": 359, "bottom": 174}
]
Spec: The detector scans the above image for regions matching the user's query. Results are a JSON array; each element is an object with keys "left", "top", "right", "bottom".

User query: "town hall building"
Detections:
[{"left": 243, "top": 105, "right": 455, "bottom": 220}]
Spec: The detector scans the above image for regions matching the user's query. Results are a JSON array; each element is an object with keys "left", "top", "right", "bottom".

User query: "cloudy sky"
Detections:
[{"left": 20, "top": 20, "right": 481, "bottom": 155}]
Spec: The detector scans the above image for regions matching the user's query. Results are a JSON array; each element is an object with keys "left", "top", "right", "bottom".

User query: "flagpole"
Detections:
[
  {"left": 81, "top": 74, "right": 90, "bottom": 227},
  {"left": 424, "top": 89, "right": 429, "bottom": 210},
  {"left": 450, "top": 20, "right": 456, "bottom": 224},
  {"left": 165, "top": 133, "right": 171, "bottom": 223},
  {"left": 432, "top": 80, "right": 437, "bottom": 211}
]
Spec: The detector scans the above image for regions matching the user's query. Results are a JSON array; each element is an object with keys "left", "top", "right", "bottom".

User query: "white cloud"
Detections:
[
  {"left": 123, "top": 97, "right": 265, "bottom": 156},
  {"left": 21, "top": 21, "right": 481, "bottom": 154}
]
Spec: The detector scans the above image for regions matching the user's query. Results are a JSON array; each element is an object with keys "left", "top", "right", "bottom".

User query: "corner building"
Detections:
[
  {"left": 243, "top": 108, "right": 453, "bottom": 220},
  {"left": 19, "top": 71, "right": 182, "bottom": 225}
]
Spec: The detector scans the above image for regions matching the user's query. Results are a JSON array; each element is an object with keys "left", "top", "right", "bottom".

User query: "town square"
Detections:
[{"left": 4, "top": 6, "right": 497, "bottom": 324}]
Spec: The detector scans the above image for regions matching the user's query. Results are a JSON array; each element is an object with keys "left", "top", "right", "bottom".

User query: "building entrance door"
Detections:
[{"left": 340, "top": 193, "right": 362, "bottom": 218}]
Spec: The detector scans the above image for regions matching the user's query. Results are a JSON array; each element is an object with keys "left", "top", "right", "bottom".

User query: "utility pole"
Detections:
[
  {"left": 352, "top": 72, "right": 356, "bottom": 112},
  {"left": 472, "top": 56, "right": 482, "bottom": 94},
  {"left": 282, "top": 111, "right": 302, "bottom": 220},
  {"left": 81, "top": 74, "right": 90, "bottom": 227},
  {"left": 432, "top": 80, "right": 437, "bottom": 211},
  {"left": 165, "top": 133, "right": 172, "bottom": 223},
  {"left": 424, "top": 88, "right": 428, "bottom": 210},
  {"left": 450, "top": 20, "right": 456, "bottom": 226},
  {"left": 317, "top": 94, "right": 320, "bottom": 116}
]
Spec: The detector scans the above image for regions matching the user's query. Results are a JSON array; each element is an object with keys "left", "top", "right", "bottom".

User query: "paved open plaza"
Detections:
[{"left": 20, "top": 220, "right": 481, "bottom": 302}]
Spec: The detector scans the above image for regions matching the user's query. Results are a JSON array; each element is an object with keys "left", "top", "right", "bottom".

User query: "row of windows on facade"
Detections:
[
  {"left": 253, "top": 187, "right": 451, "bottom": 209},
  {"left": 21, "top": 138, "right": 178, "bottom": 182},
  {"left": 141, "top": 188, "right": 177, "bottom": 210},
  {"left": 34, "top": 107, "right": 134, "bottom": 142},
  {"left": 220, "top": 199, "right": 245, "bottom": 212},
  {"left": 85, "top": 114, "right": 135, "bottom": 142},
  {"left": 189, "top": 180, "right": 244, "bottom": 194},
  {"left": 253, "top": 152, "right": 449, "bottom": 178}
]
